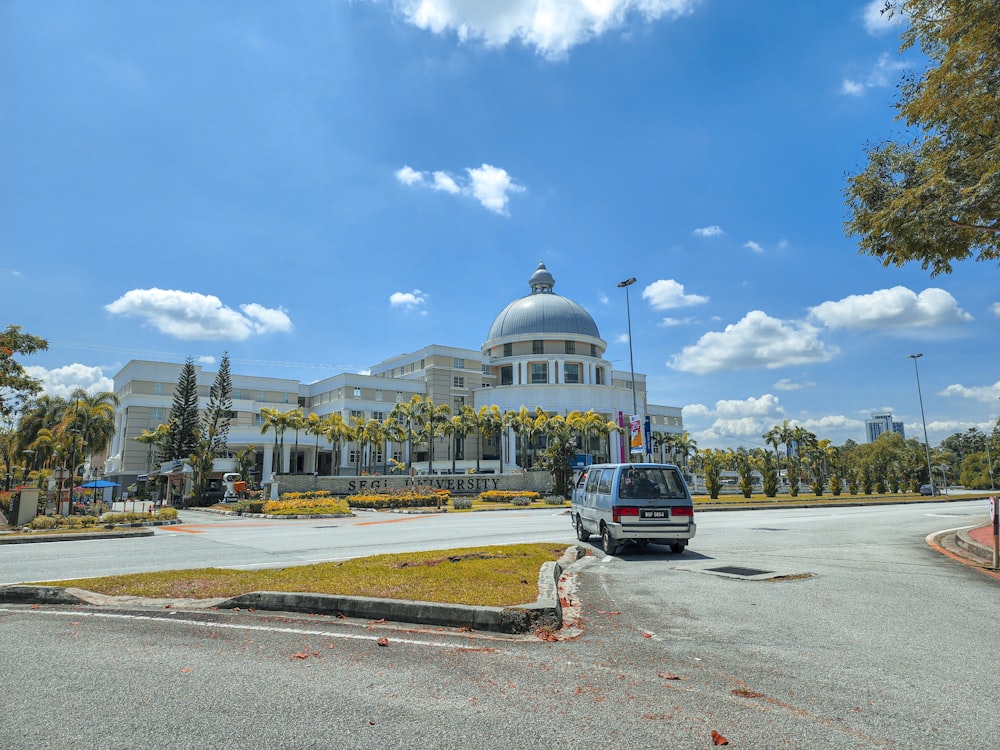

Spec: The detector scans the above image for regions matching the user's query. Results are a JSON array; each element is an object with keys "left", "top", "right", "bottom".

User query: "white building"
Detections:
[
  {"left": 865, "top": 412, "right": 905, "bottom": 443},
  {"left": 103, "top": 262, "right": 683, "bottom": 488}
]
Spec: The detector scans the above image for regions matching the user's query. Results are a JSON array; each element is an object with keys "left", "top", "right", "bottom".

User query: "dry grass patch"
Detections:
[{"left": 40, "top": 542, "right": 568, "bottom": 607}]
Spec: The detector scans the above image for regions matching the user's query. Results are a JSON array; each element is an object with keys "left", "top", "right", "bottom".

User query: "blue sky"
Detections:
[{"left": 2, "top": 0, "right": 997, "bottom": 450}]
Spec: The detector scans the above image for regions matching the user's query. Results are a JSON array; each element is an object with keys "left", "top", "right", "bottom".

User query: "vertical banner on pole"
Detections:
[{"left": 629, "top": 414, "right": 644, "bottom": 455}]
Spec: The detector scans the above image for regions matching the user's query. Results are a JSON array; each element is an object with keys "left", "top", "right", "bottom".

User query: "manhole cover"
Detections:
[{"left": 706, "top": 565, "right": 773, "bottom": 577}]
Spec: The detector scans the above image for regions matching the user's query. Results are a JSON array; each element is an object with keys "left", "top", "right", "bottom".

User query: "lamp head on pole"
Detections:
[
  {"left": 617, "top": 277, "right": 637, "bottom": 288},
  {"left": 907, "top": 353, "right": 922, "bottom": 360}
]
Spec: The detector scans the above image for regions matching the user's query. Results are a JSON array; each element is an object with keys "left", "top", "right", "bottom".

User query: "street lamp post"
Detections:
[
  {"left": 907, "top": 353, "right": 935, "bottom": 497},
  {"left": 618, "top": 277, "right": 639, "bottom": 463},
  {"left": 617, "top": 277, "right": 638, "bottom": 417}
]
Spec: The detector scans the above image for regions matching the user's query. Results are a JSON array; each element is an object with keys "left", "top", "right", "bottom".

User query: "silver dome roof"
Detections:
[{"left": 486, "top": 262, "right": 601, "bottom": 341}]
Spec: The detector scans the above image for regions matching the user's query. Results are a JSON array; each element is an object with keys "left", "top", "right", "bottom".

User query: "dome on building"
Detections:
[{"left": 486, "top": 261, "right": 601, "bottom": 341}]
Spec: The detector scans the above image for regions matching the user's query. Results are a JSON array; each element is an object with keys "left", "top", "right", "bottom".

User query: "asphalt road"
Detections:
[{"left": 1, "top": 500, "right": 997, "bottom": 748}]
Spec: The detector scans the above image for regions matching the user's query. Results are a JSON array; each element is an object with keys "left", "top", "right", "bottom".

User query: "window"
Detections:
[
  {"left": 564, "top": 363, "right": 580, "bottom": 383},
  {"left": 353, "top": 387, "right": 361, "bottom": 399},
  {"left": 531, "top": 363, "right": 548, "bottom": 384},
  {"left": 150, "top": 407, "right": 164, "bottom": 422},
  {"left": 233, "top": 388, "right": 243, "bottom": 400},
  {"left": 375, "top": 389, "right": 383, "bottom": 402},
  {"left": 595, "top": 367, "right": 604, "bottom": 385},
  {"left": 258, "top": 390, "right": 266, "bottom": 401},
  {"left": 532, "top": 340, "right": 544, "bottom": 354},
  {"left": 372, "top": 411, "right": 385, "bottom": 421},
  {"left": 396, "top": 391, "right": 404, "bottom": 402},
  {"left": 254, "top": 413, "right": 265, "bottom": 427},
  {"left": 565, "top": 341, "right": 575, "bottom": 354},
  {"left": 420, "top": 359, "right": 425, "bottom": 369},
  {"left": 453, "top": 357, "right": 465, "bottom": 369},
  {"left": 350, "top": 409, "right": 363, "bottom": 421},
  {"left": 153, "top": 382, "right": 164, "bottom": 395},
  {"left": 503, "top": 343, "right": 513, "bottom": 357},
  {"left": 501, "top": 366, "right": 513, "bottom": 385},
  {"left": 453, "top": 396, "right": 464, "bottom": 410},
  {"left": 481, "top": 364, "right": 490, "bottom": 374},
  {"left": 591, "top": 344, "right": 598, "bottom": 357},
  {"left": 453, "top": 376, "right": 465, "bottom": 388}
]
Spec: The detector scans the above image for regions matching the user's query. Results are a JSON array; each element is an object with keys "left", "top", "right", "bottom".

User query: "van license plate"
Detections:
[{"left": 641, "top": 509, "right": 668, "bottom": 519}]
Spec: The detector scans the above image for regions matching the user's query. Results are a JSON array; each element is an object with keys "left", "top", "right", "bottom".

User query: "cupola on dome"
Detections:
[{"left": 486, "top": 261, "right": 601, "bottom": 341}]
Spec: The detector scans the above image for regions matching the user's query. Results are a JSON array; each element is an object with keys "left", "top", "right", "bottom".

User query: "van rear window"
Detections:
[{"left": 618, "top": 467, "right": 687, "bottom": 500}]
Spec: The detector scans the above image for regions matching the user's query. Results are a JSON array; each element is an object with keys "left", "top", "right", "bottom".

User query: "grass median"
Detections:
[{"left": 38, "top": 542, "right": 570, "bottom": 607}]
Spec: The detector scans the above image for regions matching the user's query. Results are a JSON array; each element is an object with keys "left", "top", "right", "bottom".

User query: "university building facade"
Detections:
[{"left": 103, "top": 263, "right": 684, "bottom": 489}]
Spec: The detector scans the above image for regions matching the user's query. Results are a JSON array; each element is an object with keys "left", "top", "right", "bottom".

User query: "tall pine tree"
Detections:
[
  {"left": 166, "top": 357, "right": 200, "bottom": 460},
  {"left": 203, "top": 352, "right": 233, "bottom": 457}
]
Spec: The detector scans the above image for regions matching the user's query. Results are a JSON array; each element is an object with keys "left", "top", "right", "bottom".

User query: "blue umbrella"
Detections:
[{"left": 79, "top": 479, "right": 119, "bottom": 489}]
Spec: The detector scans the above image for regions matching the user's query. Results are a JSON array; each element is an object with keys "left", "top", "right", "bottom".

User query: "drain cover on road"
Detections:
[{"left": 706, "top": 565, "right": 773, "bottom": 577}]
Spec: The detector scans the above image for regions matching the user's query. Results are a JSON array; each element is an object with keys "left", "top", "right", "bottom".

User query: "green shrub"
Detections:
[
  {"left": 451, "top": 497, "right": 473, "bottom": 510},
  {"left": 234, "top": 500, "right": 266, "bottom": 514},
  {"left": 479, "top": 490, "right": 540, "bottom": 504},
  {"left": 156, "top": 507, "right": 178, "bottom": 520},
  {"left": 543, "top": 496, "right": 567, "bottom": 505},
  {"left": 29, "top": 515, "right": 58, "bottom": 530},
  {"left": 346, "top": 489, "right": 450, "bottom": 510}
]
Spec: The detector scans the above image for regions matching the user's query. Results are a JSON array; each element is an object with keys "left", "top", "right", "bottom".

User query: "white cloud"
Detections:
[
  {"left": 23, "top": 363, "right": 115, "bottom": 399},
  {"left": 939, "top": 381, "right": 1000, "bottom": 403},
  {"left": 616, "top": 333, "right": 629, "bottom": 344},
  {"left": 862, "top": 0, "right": 904, "bottom": 35},
  {"left": 395, "top": 165, "right": 423, "bottom": 185},
  {"left": 395, "top": 162, "right": 524, "bottom": 215},
  {"left": 809, "top": 286, "right": 973, "bottom": 331},
  {"left": 773, "top": 377, "right": 814, "bottom": 391},
  {"left": 744, "top": 240, "right": 763, "bottom": 253},
  {"left": 432, "top": 171, "right": 461, "bottom": 193},
  {"left": 196, "top": 355, "right": 216, "bottom": 366},
  {"left": 798, "top": 414, "right": 864, "bottom": 434},
  {"left": 394, "top": 0, "right": 702, "bottom": 58},
  {"left": 642, "top": 279, "right": 708, "bottom": 310},
  {"left": 840, "top": 79, "right": 865, "bottom": 96},
  {"left": 684, "top": 394, "right": 786, "bottom": 444},
  {"left": 467, "top": 163, "right": 525, "bottom": 214},
  {"left": 991, "top": 302, "right": 1000, "bottom": 317},
  {"left": 694, "top": 225, "right": 725, "bottom": 237},
  {"left": 669, "top": 311, "right": 837, "bottom": 374},
  {"left": 658, "top": 316, "right": 695, "bottom": 327},
  {"left": 105, "top": 288, "right": 292, "bottom": 341},
  {"left": 840, "top": 52, "right": 908, "bottom": 96},
  {"left": 389, "top": 289, "right": 428, "bottom": 311}
]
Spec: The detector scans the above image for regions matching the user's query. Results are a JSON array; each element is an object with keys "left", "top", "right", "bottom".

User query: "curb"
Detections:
[
  {"left": 0, "top": 545, "right": 588, "bottom": 634},
  {"left": 955, "top": 525, "right": 994, "bottom": 561},
  {"left": 0, "top": 528, "right": 156, "bottom": 544}
]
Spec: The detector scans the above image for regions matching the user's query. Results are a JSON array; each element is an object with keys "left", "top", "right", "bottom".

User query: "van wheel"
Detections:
[
  {"left": 575, "top": 515, "right": 590, "bottom": 543},
  {"left": 670, "top": 542, "right": 686, "bottom": 554},
  {"left": 601, "top": 525, "right": 619, "bottom": 556}
]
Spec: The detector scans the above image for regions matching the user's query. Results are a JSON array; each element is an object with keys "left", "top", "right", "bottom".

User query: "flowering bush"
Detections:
[
  {"left": 346, "top": 489, "right": 450, "bottom": 510},
  {"left": 262, "top": 497, "right": 351, "bottom": 516},
  {"left": 451, "top": 497, "right": 473, "bottom": 510}
]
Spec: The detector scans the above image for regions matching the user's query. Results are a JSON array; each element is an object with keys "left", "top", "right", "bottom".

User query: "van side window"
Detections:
[
  {"left": 586, "top": 470, "right": 601, "bottom": 492},
  {"left": 597, "top": 469, "right": 613, "bottom": 494}
]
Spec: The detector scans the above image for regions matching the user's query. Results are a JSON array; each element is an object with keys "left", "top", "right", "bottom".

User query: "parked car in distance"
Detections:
[
  {"left": 571, "top": 463, "right": 696, "bottom": 555},
  {"left": 920, "top": 484, "right": 933, "bottom": 496}
]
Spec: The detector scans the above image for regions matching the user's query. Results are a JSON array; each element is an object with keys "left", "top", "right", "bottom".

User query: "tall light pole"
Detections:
[
  {"left": 617, "top": 277, "right": 638, "bottom": 418},
  {"left": 908, "top": 353, "right": 935, "bottom": 497}
]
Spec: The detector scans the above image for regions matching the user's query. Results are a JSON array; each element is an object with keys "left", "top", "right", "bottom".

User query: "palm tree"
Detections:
[
  {"left": 73, "top": 388, "right": 120, "bottom": 460},
  {"left": 424, "top": 401, "right": 451, "bottom": 474},
  {"left": 258, "top": 407, "right": 284, "bottom": 476},
  {"left": 389, "top": 395, "right": 422, "bottom": 471},
  {"left": 285, "top": 408, "right": 305, "bottom": 474},
  {"left": 134, "top": 422, "right": 172, "bottom": 473},
  {"left": 321, "top": 413, "right": 348, "bottom": 476},
  {"left": 305, "top": 413, "right": 323, "bottom": 474}
]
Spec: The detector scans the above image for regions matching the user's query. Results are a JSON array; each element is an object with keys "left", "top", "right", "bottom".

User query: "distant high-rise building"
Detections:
[{"left": 866, "top": 412, "right": 905, "bottom": 443}]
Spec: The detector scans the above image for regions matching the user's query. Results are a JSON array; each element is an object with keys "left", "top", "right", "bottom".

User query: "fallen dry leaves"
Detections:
[
  {"left": 376, "top": 637, "right": 389, "bottom": 647},
  {"left": 711, "top": 729, "right": 729, "bottom": 745}
]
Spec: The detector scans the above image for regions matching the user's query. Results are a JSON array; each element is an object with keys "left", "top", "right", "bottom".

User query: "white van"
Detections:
[{"left": 571, "top": 463, "right": 695, "bottom": 555}]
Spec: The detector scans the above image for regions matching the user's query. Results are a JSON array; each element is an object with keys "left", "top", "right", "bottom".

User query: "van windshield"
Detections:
[{"left": 618, "top": 467, "right": 687, "bottom": 500}]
